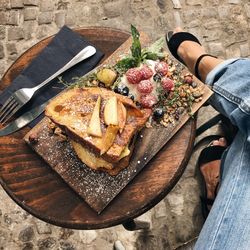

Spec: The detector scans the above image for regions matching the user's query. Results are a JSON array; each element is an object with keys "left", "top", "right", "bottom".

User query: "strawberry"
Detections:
[
  {"left": 137, "top": 80, "right": 154, "bottom": 94},
  {"left": 125, "top": 68, "right": 142, "bottom": 84},
  {"left": 140, "top": 94, "right": 157, "bottom": 108},
  {"left": 184, "top": 75, "right": 193, "bottom": 84},
  {"left": 140, "top": 65, "right": 153, "bottom": 80},
  {"left": 161, "top": 77, "right": 174, "bottom": 91},
  {"left": 155, "top": 61, "right": 168, "bottom": 76}
]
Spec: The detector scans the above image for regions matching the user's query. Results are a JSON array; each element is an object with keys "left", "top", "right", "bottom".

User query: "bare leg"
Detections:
[{"left": 174, "top": 27, "right": 224, "bottom": 82}]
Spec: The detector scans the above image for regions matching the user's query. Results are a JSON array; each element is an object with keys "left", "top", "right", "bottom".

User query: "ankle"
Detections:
[
  {"left": 177, "top": 41, "right": 224, "bottom": 82},
  {"left": 167, "top": 30, "right": 224, "bottom": 82},
  {"left": 177, "top": 41, "right": 206, "bottom": 74}
]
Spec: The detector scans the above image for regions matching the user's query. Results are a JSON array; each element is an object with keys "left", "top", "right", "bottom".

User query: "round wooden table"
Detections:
[{"left": 0, "top": 27, "right": 196, "bottom": 230}]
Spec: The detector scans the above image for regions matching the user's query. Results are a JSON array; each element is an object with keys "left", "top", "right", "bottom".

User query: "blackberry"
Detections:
[
  {"left": 114, "top": 85, "right": 129, "bottom": 96},
  {"left": 153, "top": 108, "right": 164, "bottom": 120},
  {"left": 128, "top": 94, "right": 135, "bottom": 101},
  {"left": 153, "top": 73, "right": 162, "bottom": 83}
]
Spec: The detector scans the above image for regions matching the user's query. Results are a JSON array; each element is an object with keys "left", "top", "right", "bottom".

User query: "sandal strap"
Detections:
[
  {"left": 194, "top": 54, "right": 218, "bottom": 81},
  {"left": 198, "top": 145, "right": 226, "bottom": 166},
  {"left": 166, "top": 32, "right": 201, "bottom": 65},
  {"left": 196, "top": 114, "right": 223, "bottom": 137},
  {"left": 194, "top": 135, "right": 223, "bottom": 150},
  {"left": 200, "top": 196, "right": 214, "bottom": 205}
]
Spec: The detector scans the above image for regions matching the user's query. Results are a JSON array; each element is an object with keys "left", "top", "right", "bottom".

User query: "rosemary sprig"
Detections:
[{"left": 58, "top": 72, "right": 99, "bottom": 89}]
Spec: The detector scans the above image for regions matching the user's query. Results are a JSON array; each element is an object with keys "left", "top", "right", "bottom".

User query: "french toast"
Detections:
[
  {"left": 70, "top": 139, "right": 134, "bottom": 176},
  {"left": 45, "top": 87, "right": 151, "bottom": 164}
]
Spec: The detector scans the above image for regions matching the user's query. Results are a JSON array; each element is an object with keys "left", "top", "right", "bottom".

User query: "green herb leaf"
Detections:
[
  {"left": 142, "top": 37, "right": 165, "bottom": 60},
  {"left": 146, "top": 37, "right": 165, "bottom": 53},
  {"left": 142, "top": 51, "right": 159, "bottom": 61},
  {"left": 130, "top": 24, "right": 142, "bottom": 63},
  {"left": 114, "top": 57, "right": 138, "bottom": 73},
  {"left": 115, "top": 25, "right": 142, "bottom": 72}
]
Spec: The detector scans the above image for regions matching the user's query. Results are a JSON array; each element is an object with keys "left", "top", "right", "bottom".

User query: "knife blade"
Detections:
[{"left": 0, "top": 101, "right": 48, "bottom": 136}]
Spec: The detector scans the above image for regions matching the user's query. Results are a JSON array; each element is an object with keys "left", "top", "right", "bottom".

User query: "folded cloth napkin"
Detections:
[{"left": 0, "top": 25, "right": 104, "bottom": 126}]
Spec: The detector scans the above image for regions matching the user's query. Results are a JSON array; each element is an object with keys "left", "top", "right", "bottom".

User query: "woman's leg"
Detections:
[
  {"left": 173, "top": 27, "right": 224, "bottom": 82},
  {"left": 173, "top": 28, "right": 250, "bottom": 249},
  {"left": 196, "top": 131, "right": 250, "bottom": 250}
]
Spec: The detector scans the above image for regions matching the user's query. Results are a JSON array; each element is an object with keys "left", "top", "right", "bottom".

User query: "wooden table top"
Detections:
[{"left": 0, "top": 27, "right": 196, "bottom": 229}]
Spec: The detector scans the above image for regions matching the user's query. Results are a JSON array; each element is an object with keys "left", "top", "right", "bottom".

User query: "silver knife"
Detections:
[{"left": 0, "top": 101, "right": 48, "bottom": 136}]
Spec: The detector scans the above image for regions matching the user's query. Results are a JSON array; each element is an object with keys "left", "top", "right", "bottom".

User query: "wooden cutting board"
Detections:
[{"left": 24, "top": 33, "right": 212, "bottom": 214}]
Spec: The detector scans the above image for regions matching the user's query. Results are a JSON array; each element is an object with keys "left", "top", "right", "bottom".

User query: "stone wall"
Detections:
[
  {"left": 0, "top": 0, "right": 249, "bottom": 249},
  {"left": 0, "top": 0, "right": 250, "bottom": 78}
]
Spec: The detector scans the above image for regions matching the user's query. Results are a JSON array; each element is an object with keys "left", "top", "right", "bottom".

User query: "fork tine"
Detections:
[
  {"left": 0, "top": 102, "right": 19, "bottom": 124},
  {"left": 0, "top": 100, "right": 17, "bottom": 122},
  {"left": 1, "top": 104, "right": 20, "bottom": 125},
  {"left": 0, "top": 96, "right": 15, "bottom": 118}
]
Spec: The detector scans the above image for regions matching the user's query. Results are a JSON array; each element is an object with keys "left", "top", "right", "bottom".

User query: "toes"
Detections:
[
  {"left": 219, "top": 137, "right": 227, "bottom": 147},
  {"left": 212, "top": 140, "right": 220, "bottom": 146},
  {"left": 211, "top": 137, "right": 227, "bottom": 147}
]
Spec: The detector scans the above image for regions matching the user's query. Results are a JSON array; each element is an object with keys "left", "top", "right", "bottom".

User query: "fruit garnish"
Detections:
[
  {"left": 137, "top": 80, "right": 153, "bottom": 94},
  {"left": 125, "top": 68, "right": 142, "bottom": 84},
  {"left": 153, "top": 73, "right": 162, "bottom": 83},
  {"left": 140, "top": 65, "right": 154, "bottom": 80},
  {"left": 104, "top": 96, "right": 119, "bottom": 126},
  {"left": 155, "top": 61, "right": 168, "bottom": 76},
  {"left": 161, "top": 77, "right": 174, "bottom": 91},
  {"left": 117, "top": 101, "right": 127, "bottom": 133},
  {"left": 153, "top": 108, "right": 164, "bottom": 120},
  {"left": 128, "top": 93, "right": 135, "bottom": 101},
  {"left": 96, "top": 68, "right": 117, "bottom": 87},
  {"left": 87, "top": 96, "right": 102, "bottom": 137},
  {"left": 183, "top": 75, "right": 193, "bottom": 84},
  {"left": 140, "top": 94, "right": 157, "bottom": 108},
  {"left": 114, "top": 85, "right": 129, "bottom": 96},
  {"left": 100, "top": 125, "right": 119, "bottom": 155}
]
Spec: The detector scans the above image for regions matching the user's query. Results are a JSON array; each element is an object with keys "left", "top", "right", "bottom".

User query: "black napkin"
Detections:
[{"left": 0, "top": 25, "right": 104, "bottom": 126}]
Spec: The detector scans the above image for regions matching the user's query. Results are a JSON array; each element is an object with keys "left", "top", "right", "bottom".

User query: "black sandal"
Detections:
[
  {"left": 166, "top": 31, "right": 201, "bottom": 65},
  {"left": 166, "top": 31, "right": 217, "bottom": 81},
  {"left": 197, "top": 144, "right": 226, "bottom": 219}
]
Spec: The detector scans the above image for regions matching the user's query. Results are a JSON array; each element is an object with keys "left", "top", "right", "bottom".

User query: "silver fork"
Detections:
[{"left": 0, "top": 45, "right": 96, "bottom": 124}]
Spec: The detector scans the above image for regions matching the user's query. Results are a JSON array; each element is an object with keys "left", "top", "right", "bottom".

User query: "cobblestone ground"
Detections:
[{"left": 0, "top": 0, "right": 249, "bottom": 249}]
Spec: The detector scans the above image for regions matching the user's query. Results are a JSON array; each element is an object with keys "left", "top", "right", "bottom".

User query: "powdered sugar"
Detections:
[{"left": 26, "top": 118, "right": 145, "bottom": 213}]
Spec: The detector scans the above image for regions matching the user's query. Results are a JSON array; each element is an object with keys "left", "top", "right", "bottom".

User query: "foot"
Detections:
[
  {"left": 200, "top": 138, "right": 227, "bottom": 210},
  {"left": 173, "top": 27, "right": 224, "bottom": 82}
]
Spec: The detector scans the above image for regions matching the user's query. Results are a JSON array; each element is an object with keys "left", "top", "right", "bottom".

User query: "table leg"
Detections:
[{"left": 122, "top": 219, "right": 150, "bottom": 231}]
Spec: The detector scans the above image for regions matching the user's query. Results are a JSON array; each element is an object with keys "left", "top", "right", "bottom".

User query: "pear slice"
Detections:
[
  {"left": 100, "top": 125, "right": 119, "bottom": 155},
  {"left": 104, "top": 96, "right": 118, "bottom": 126},
  {"left": 87, "top": 96, "right": 102, "bottom": 137},
  {"left": 117, "top": 101, "right": 127, "bottom": 133},
  {"left": 118, "top": 145, "right": 130, "bottom": 160}
]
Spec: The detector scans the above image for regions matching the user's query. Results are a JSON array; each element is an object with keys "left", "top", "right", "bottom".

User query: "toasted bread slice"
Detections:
[
  {"left": 45, "top": 87, "right": 151, "bottom": 163},
  {"left": 71, "top": 140, "right": 132, "bottom": 176}
]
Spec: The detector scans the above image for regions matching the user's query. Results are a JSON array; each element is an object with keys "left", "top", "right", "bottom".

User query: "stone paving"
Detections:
[{"left": 0, "top": 0, "right": 249, "bottom": 249}]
